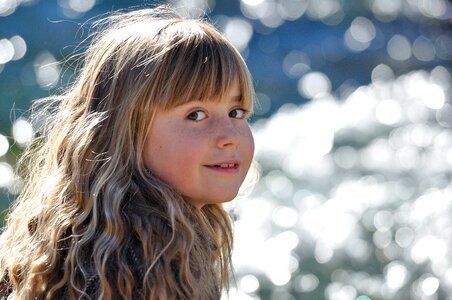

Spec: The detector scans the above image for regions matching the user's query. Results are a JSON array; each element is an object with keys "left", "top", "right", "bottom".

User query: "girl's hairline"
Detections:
[{"left": 158, "top": 82, "right": 251, "bottom": 109}]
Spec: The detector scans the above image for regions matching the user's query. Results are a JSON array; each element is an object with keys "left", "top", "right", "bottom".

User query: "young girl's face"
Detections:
[{"left": 143, "top": 79, "right": 254, "bottom": 208}]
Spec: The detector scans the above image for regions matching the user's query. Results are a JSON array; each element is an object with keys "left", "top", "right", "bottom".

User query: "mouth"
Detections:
[
  {"left": 204, "top": 161, "right": 240, "bottom": 173},
  {"left": 211, "top": 163, "right": 238, "bottom": 168}
]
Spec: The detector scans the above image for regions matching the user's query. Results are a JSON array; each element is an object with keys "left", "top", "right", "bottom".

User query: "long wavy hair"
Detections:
[{"left": 0, "top": 7, "right": 254, "bottom": 300}]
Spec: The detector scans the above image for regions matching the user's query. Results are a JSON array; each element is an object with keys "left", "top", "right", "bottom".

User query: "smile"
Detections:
[
  {"left": 215, "top": 163, "right": 237, "bottom": 168},
  {"left": 204, "top": 162, "right": 240, "bottom": 173}
]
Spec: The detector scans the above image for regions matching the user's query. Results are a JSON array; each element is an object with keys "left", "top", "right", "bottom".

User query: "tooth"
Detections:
[{"left": 220, "top": 164, "right": 228, "bottom": 168}]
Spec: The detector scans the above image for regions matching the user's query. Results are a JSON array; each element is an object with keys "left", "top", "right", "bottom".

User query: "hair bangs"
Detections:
[{"left": 155, "top": 22, "right": 254, "bottom": 112}]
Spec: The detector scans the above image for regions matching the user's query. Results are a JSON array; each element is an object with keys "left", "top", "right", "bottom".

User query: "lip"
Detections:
[{"left": 203, "top": 160, "right": 240, "bottom": 174}]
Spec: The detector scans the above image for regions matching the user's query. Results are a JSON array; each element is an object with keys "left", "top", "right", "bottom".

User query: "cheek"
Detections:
[
  {"left": 146, "top": 130, "right": 202, "bottom": 175},
  {"left": 243, "top": 127, "right": 255, "bottom": 161}
]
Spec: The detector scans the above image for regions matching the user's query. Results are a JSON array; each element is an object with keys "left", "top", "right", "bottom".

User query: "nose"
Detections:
[{"left": 215, "top": 119, "right": 240, "bottom": 149}]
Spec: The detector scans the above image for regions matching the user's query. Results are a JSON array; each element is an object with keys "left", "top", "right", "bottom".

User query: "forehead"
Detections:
[
  {"left": 163, "top": 74, "right": 250, "bottom": 110},
  {"left": 164, "top": 80, "right": 242, "bottom": 113},
  {"left": 190, "top": 77, "right": 246, "bottom": 106},
  {"left": 208, "top": 77, "right": 241, "bottom": 100}
]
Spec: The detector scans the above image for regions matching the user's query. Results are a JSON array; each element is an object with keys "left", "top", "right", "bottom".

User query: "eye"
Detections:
[
  {"left": 187, "top": 110, "right": 207, "bottom": 121},
  {"left": 229, "top": 108, "right": 248, "bottom": 119}
]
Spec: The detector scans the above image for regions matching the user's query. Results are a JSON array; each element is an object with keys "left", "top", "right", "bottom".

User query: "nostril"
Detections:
[{"left": 216, "top": 129, "right": 241, "bottom": 148}]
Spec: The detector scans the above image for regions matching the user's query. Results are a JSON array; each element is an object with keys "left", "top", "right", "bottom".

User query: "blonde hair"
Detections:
[{"left": 0, "top": 6, "right": 254, "bottom": 300}]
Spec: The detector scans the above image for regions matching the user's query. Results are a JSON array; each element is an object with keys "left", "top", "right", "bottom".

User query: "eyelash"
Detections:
[
  {"left": 186, "top": 108, "right": 249, "bottom": 121},
  {"left": 186, "top": 111, "right": 207, "bottom": 121},
  {"left": 229, "top": 108, "right": 249, "bottom": 119}
]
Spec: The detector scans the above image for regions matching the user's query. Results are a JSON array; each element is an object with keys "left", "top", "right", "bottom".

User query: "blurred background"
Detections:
[{"left": 0, "top": 0, "right": 451, "bottom": 299}]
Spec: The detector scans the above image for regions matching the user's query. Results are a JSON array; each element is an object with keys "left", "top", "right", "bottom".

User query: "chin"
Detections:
[
  {"left": 213, "top": 192, "right": 239, "bottom": 203},
  {"left": 186, "top": 193, "right": 238, "bottom": 209}
]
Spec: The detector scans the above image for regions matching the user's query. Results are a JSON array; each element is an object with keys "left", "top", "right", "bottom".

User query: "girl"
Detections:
[{"left": 0, "top": 6, "right": 254, "bottom": 300}]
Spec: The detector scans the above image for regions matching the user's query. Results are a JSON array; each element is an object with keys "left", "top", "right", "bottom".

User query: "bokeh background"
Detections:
[{"left": 1, "top": 0, "right": 451, "bottom": 299}]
